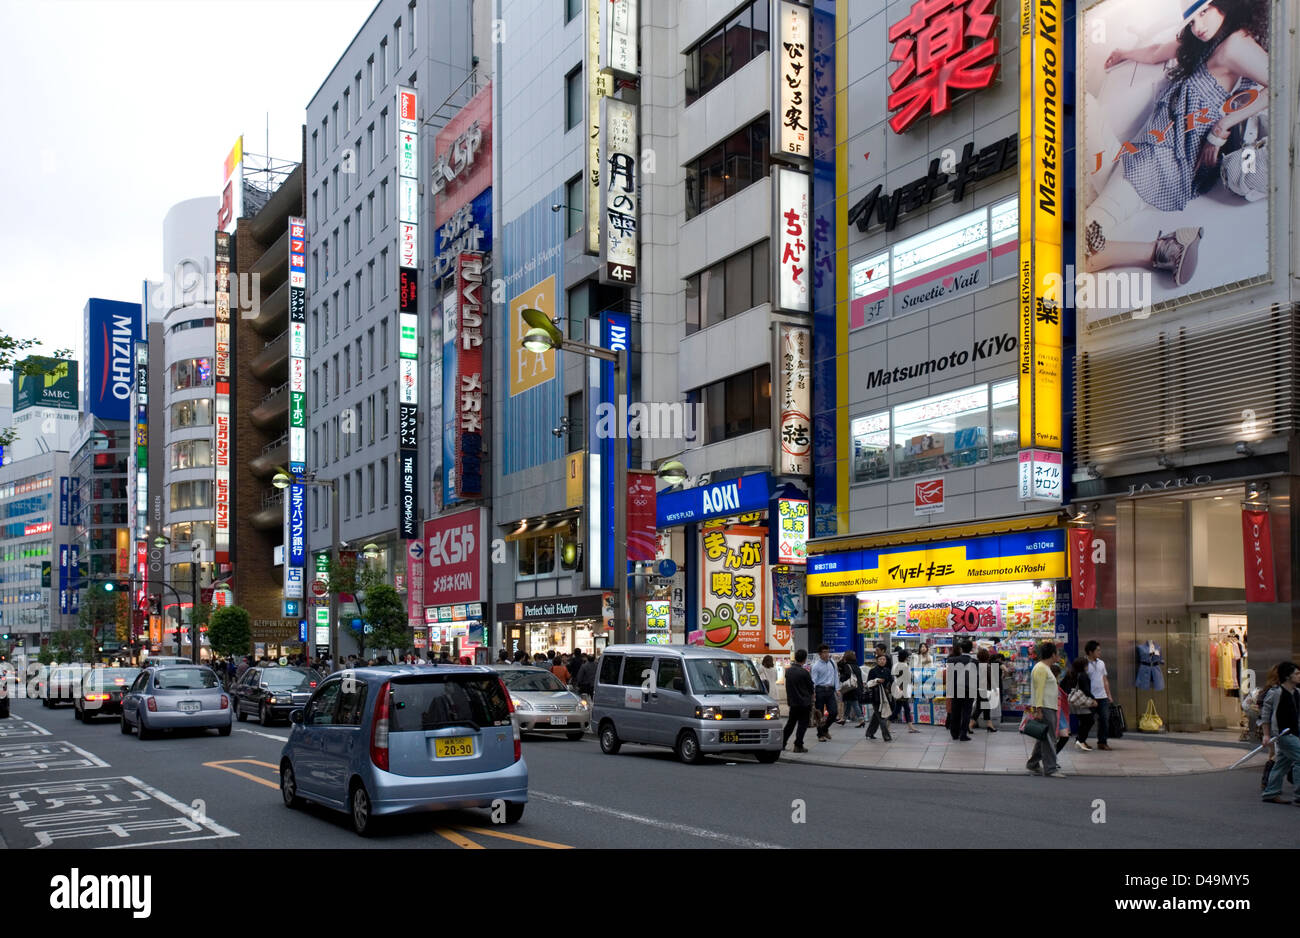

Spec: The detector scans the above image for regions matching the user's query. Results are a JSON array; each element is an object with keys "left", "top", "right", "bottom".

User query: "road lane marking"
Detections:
[
  {"left": 434, "top": 827, "right": 484, "bottom": 849},
  {"left": 203, "top": 759, "right": 281, "bottom": 789},
  {"left": 530, "top": 791, "right": 784, "bottom": 849},
  {"left": 0, "top": 719, "right": 52, "bottom": 738},
  {"left": 453, "top": 825, "right": 573, "bottom": 849},
  {"left": 236, "top": 728, "right": 290, "bottom": 742}
]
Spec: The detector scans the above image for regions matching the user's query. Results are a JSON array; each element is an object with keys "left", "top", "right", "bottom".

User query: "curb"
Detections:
[{"left": 776, "top": 752, "right": 1245, "bottom": 777}]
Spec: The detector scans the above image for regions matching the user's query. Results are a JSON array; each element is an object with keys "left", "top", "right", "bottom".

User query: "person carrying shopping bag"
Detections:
[
  {"left": 837, "top": 650, "right": 865, "bottom": 727},
  {"left": 864, "top": 652, "right": 895, "bottom": 741}
]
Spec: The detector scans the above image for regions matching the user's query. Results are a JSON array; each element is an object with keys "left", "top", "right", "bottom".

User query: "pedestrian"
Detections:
[
  {"left": 837, "top": 650, "right": 864, "bottom": 727},
  {"left": 947, "top": 638, "right": 977, "bottom": 742},
  {"left": 569, "top": 650, "right": 585, "bottom": 687},
  {"left": 551, "top": 655, "right": 571, "bottom": 686},
  {"left": 497, "top": 648, "right": 509, "bottom": 663},
  {"left": 1052, "top": 662, "right": 1072, "bottom": 755},
  {"left": 1062, "top": 656, "right": 1098, "bottom": 751},
  {"left": 1083, "top": 640, "right": 1113, "bottom": 750},
  {"left": 1026, "top": 641, "right": 1065, "bottom": 778},
  {"left": 1261, "top": 661, "right": 1300, "bottom": 804},
  {"left": 576, "top": 653, "right": 598, "bottom": 699},
  {"left": 757, "top": 654, "right": 780, "bottom": 696},
  {"left": 891, "top": 649, "right": 920, "bottom": 733},
  {"left": 810, "top": 645, "right": 839, "bottom": 741},
  {"left": 970, "top": 647, "right": 994, "bottom": 732},
  {"left": 782, "top": 649, "right": 814, "bottom": 753},
  {"left": 864, "top": 651, "right": 894, "bottom": 741}
]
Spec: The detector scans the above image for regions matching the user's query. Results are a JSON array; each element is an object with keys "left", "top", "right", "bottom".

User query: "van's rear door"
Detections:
[{"left": 384, "top": 673, "right": 515, "bottom": 778}]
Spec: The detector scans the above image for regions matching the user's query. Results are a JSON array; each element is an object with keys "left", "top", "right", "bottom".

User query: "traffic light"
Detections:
[
  {"left": 151, "top": 595, "right": 163, "bottom": 616},
  {"left": 100, "top": 579, "right": 129, "bottom": 593}
]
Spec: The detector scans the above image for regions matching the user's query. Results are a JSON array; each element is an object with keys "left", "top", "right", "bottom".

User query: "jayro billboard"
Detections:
[{"left": 84, "top": 298, "right": 142, "bottom": 422}]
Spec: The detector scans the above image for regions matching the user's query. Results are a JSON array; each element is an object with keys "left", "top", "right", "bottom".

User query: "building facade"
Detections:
[{"left": 0, "top": 451, "right": 76, "bottom": 653}]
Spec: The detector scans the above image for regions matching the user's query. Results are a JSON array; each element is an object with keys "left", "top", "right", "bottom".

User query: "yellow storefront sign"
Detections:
[{"left": 509, "top": 274, "right": 556, "bottom": 396}]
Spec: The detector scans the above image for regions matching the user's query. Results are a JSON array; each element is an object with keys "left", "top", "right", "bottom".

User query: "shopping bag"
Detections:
[
  {"left": 1138, "top": 699, "right": 1164, "bottom": 733},
  {"left": 1108, "top": 703, "right": 1126, "bottom": 738},
  {"left": 1020, "top": 717, "right": 1051, "bottom": 741}
]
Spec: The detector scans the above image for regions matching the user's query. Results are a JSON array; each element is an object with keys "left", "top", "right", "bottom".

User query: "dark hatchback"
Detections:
[
  {"left": 75, "top": 668, "right": 140, "bottom": 722},
  {"left": 231, "top": 666, "right": 320, "bottom": 726}
]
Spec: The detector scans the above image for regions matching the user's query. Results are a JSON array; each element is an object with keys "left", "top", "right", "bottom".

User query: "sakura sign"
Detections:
[{"left": 887, "top": 0, "right": 1000, "bottom": 134}]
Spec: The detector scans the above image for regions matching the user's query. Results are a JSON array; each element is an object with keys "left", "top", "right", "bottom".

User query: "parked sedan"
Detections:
[
  {"left": 494, "top": 666, "right": 590, "bottom": 740},
  {"left": 230, "top": 666, "right": 319, "bottom": 726},
  {"left": 120, "top": 666, "right": 233, "bottom": 739},
  {"left": 74, "top": 668, "right": 140, "bottom": 722}
]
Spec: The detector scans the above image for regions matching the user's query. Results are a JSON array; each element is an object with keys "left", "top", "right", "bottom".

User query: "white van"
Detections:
[{"left": 592, "top": 644, "right": 782, "bottom": 764}]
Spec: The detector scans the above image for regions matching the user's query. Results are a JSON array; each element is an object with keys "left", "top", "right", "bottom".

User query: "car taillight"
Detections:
[
  {"left": 370, "top": 681, "right": 391, "bottom": 772},
  {"left": 84, "top": 693, "right": 109, "bottom": 701},
  {"left": 498, "top": 677, "right": 521, "bottom": 762},
  {"left": 146, "top": 698, "right": 157, "bottom": 712},
  {"left": 220, "top": 695, "right": 229, "bottom": 709}
]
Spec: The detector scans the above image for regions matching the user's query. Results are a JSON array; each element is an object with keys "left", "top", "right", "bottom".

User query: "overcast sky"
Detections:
[{"left": 0, "top": 0, "right": 375, "bottom": 367}]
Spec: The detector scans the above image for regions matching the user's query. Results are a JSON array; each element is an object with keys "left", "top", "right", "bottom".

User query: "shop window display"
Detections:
[
  {"left": 990, "top": 380, "right": 1018, "bottom": 459},
  {"left": 851, "top": 411, "right": 890, "bottom": 482},
  {"left": 892, "top": 386, "right": 989, "bottom": 479}
]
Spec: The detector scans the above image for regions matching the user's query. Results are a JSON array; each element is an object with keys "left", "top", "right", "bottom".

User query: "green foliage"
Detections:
[
  {"left": 52, "top": 629, "right": 96, "bottom": 663},
  {"left": 37, "top": 648, "right": 54, "bottom": 666},
  {"left": 362, "top": 584, "right": 408, "bottom": 655},
  {"left": 208, "top": 605, "right": 253, "bottom": 658}
]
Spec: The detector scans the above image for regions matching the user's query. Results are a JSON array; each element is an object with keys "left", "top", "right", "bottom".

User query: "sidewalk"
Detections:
[{"left": 781, "top": 718, "right": 1255, "bottom": 777}]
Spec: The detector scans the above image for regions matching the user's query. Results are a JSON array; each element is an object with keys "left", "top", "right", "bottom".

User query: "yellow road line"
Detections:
[
  {"left": 434, "top": 827, "right": 484, "bottom": 849},
  {"left": 203, "top": 759, "right": 281, "bottom": 790},
  {"left": 453, "top": 826, "right": 573, "bottom": 849}
]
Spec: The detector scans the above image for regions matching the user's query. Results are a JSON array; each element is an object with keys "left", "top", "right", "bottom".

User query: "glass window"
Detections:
[
  {"left": 337, "top": 682, "right": 369, "bottom": 725},
  {"left": 170, "top": 398, "right": 212, "bottom": 430},
  {"left": 751, "top": 239, "right": 770, "bottom": 307},
  {"left": 566, "top": 0, "right": 581, "bottom": 23},
  {"left": 154, "top": 668, "right": 220, "bottom": 690},
  {"left": 851, "top": 412, "right": 891, "bottom": 483},
  {"left": 696, "top": 27, "right": 725, "bottom": 99},
  {"left": 306, "top": 680, "right": 342, "bottom": 725},
  {"left": 387, "top": 674, "right": 512, "bottom": 730},
  {"left": 171, "top": 437, "right": 213, "bottom": 472},
  {"left": 565, "top": 174, "right": 583, "bottom": 237},
  {"left": 567, "top": 392, "right": 584, "bottom": 453},
  {"left": 656, "top": 656, "right": 685, "bottom": 692},
  {"left": 516, "top": 537, "right": 536, "bottom": 578},
  {"left": 535, "top": 534, "right": 556, "bottom": 575},
  {"left": 685, "top": 274, "right": 700, "bottom": 335},
  {"left": 599, "top": 655, "right": 623, "bottom": 684},
  {"left": 565, "top": 66, "right": 583, "bottom": 130},
  {"left": 170, "top": 480, "right": 214, "bottom": 511},
  {"left": 702, "top": 266, "right": 724, "bottom": 328},
  {"left": 171, "top": 358, "right": 213, "bottom": 391},
  {"left": 724, "top": 369, "right": 756, "bottom": 437},
  {"left": 621, "top": 655, "right": 654, "bottom": 687},
  {"left": 685, "top": 658, "right": 764, "bottom": 694},
  {"left": 704, "top": 380, "right": 725, "bottom": 444},
  {"left": 751, "top": 0, "right": 770, "bottom": 56},
  {"left": 685, "top": 118, "right": 769, "bottom": 220},
  {"left": 990, "top": 380, "right": 1018, "bottom": 459},
  {"left": 501, "top": 669, "right": 566, "bottom": 692},
  {"left": 893, "top": 385, "right": 990, "bottom": 479},
  {"left": 724, "top": 250, "right": 752, "bottom": 318}
]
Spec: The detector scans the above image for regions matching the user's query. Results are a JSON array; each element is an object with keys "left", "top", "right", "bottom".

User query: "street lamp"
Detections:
[
  {"left": 518, "top": 308, "right": 631, "bottom": 645},
  {"left": 273, "top": 470, "right": 339, "bottom": 668},
  {"left": 154, "top": 535, "right": 205, "bottom": 662}
]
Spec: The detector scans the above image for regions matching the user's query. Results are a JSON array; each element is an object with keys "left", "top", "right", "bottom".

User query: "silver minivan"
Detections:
[{"left": 592, "top": 645, "right": 782, "bottom": 764}]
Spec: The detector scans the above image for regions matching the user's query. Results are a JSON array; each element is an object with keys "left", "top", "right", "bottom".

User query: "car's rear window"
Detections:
[
  {"left": 263, "top": 668, "right": 317, "bottom": 690},
  {"left": 499, "top": 669, "right": 566, "bottom": 692},
  {"left": 82, "top": 669, "right": 138, "bottom": 690},
  {"left": 387, "top": 675, "right": 510, "bottom": 731},
  {"left": 154, "top": 668, "right": 219, "bottom": 690}
]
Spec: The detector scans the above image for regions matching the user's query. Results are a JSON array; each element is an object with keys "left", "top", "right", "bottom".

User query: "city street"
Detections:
[{"left": 0, "top": 697, "right": 1281, "bottom": 850}]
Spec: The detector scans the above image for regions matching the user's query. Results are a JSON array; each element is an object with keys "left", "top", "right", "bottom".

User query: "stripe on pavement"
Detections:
[
  {"left": 452, "top": 825, "right": 573, "bottom": 849},
  {"left": 203, "top": 759, "right": 280, "bottom": 789},
  {"left": 530, "top": 791, "right": 784, "bottom": 849},
  {"left": 434, "top": 827, "right": 484, "bottom": 849}
]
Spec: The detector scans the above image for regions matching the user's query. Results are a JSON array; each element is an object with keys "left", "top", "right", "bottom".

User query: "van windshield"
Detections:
[{"left": 684, "top": 659, "right": 765, "bottom": 695}]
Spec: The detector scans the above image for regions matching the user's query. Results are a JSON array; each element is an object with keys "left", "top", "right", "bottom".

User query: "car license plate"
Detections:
[
  {"left": 720, "top": 731, "right": 740, "bottom": 743},
  {"left": 549, "top": 715, "right": 569, "bottom": 726},
  {"left": 435, "top": 736, "right": 474, "bottom": 758},
  {"left": 179, "top": 701, "right": 201, "bottom": 713}
]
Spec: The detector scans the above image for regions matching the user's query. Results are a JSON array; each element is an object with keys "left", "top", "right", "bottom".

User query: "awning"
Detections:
[
  {"left": 502, "top": 512, "right": 580, "bottom": 542},
  {"left": 808, "top": 512, "right": 1066, "bottom": 555}
]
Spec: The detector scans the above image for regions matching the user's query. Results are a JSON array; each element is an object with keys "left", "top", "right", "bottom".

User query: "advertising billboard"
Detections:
[
  {"left": 1078, "top": 0, "right": 1271, "bottom": 322},
  {"left": 454, "top": 253, "right": 485, "bottom": 499},
  {"left": 84, "top": 298, "right": 142, "bottom": 421},
  {"left": 13, "top": 357, "right": 78, "bottom": 412},
  {"left": 424, "top": 508, "right": 488, "bottom": 607},
  {"left": 432, "top": 83, "right": 492, "bottom": 227},
  {"left": 599, "top": 97, "right": 638, "bottom": 286},
  {"left": 700, "top": 525, "right": 768, "bottom": 655}
]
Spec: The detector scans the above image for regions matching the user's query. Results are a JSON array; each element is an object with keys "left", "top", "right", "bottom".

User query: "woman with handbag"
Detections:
[
  {"left": 837, "top": 650, "right": 865, "bottom": 728},
  {"left": 1063, "top": 657, "right": 1099, "bottom": 751},
  {"left": 864, "top": 652, "right": 894, "bottom": 741}
]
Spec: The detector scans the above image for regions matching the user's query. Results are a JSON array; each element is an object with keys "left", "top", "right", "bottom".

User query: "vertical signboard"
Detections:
[
  {"left": 84, "top": 298, "right": 141, "bottom": 421},
  {"left": 585, "top": 0, "right": 611, "bottom": 254},
  {"left": 1018, "top": 0, "right": 1063, "bottom": 454},
  {"left": 599, "top": 0, "right": 637, "bottom": 78},
  {"left": 217, "top": 136, "right": 243, "bottom": 234},
  {"left": 626, "top": 470, "right": 657, "bottom": 562},
  {"left": 441, "top": 291, "right": 459, "bottom": 506},
  {"left": 599, "top": 97, "right": 638, "bottom": 286},
  {"left": 213, "top": 232, "right": 232, "bottom": 564},
  {"left": 1242, "top": 509, "right": 1276, "bottom": 603},
  {"left": 454, "top": 253, "right": 485, "bottom": 499},
  {"left": 775, "top": 167, "right": 810, "bottom": 312},
  {"left": 700, "top": 525, "right": 767, "bottom": 655},
  {"left": 288, "top": 216, "right": 307, "bottom": 476},
  {"left": 589, "top": 311, "right": 630, "bottom": 590},
  {"left": 775, "top": 324, "right": 811, "bottom": 474},
  {"left": 397, "top": 86, "right": 421, "bottom": 538},
  {"left": 773, "top": 1, "right": 811, "bottom": 159},
  {"left": 133, "top": 341, "right": 149, "bottom": 613}
]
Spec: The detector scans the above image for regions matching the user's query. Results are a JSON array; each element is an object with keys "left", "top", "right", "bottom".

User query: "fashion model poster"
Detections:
[{"left": 1079, "top": 0, "right": 1270, "bottom": 322}]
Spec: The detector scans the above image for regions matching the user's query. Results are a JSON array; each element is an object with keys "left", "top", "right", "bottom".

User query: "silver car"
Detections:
[
  {"left": 494, "top": 666, "right": 591, "bottom": 740},
  {"left": 121, "top": 665, "right": 233, "bottom": 739}
]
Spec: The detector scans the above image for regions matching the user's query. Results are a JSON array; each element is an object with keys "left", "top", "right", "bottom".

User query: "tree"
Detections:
[
  {"left": 52, "top": 629, "right": 95, "bottom": 664},
  {"left": 363, "top": 584, "right": 409, "bottom": 656},
  {"left": 78, "top": 587, "right": 120, "bottom": 651},
  {"left": 323, "top": 554, "right": 390, "bottom": 657},
  {"left": 0, "top": 342, "right": 74, "bottom": 447},
  {"left": 208, "top": 605, "right": 252, "bottom": 659}
]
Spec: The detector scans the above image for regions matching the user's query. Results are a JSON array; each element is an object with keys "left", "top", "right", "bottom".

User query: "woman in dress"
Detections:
[{"left": 1085, "top": 0, "right": 1269, "bottom": 286}]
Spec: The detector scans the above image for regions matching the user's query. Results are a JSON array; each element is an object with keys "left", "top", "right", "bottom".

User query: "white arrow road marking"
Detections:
[{"left": 530, "top": 791, "right": 784, "bottom": 849}]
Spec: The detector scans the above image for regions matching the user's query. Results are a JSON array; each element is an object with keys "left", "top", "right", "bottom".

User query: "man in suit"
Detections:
[
  {"left": 947, "top": 639, "right": 978, "bottom": 741},
  {"left": 782, "top": 649, "right": 815, "bottom": 753}
]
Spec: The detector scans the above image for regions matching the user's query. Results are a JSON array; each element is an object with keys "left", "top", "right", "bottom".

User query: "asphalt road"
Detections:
[{"left": 0, "top": 696, "right": 1283, "bottom": 850}]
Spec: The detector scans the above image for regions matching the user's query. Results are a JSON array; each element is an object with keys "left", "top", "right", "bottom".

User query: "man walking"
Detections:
[
  {"left": 1027, "top": 641, "right": 1065, "bottom": 778},
  {"left": 782, "top": 649, "right": 814, "bottom": 753},
  {"left": 947, "top": 639, "right": 977, "bottom": 742},
  {"left": 1083, "top": 640, "right": 1113, "bottom": 750},
  {"left": 811, "top": 645, "right": 839, "bottom": 740},
  {"left": 1261, "top": 661, "right": 1300, "bottom": 804}
]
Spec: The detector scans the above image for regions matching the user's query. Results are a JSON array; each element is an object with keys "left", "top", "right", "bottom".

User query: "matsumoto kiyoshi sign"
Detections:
[{"left": 863, "top": 332, "right": 1017, "bottom": 391}]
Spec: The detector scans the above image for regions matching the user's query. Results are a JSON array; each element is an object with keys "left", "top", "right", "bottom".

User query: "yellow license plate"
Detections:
[
  {"left": 435, "top": 736, "right": 474, "bottom": 758},
  {"left": 720, "top": 732, "right": 741, "bottom": 743}
]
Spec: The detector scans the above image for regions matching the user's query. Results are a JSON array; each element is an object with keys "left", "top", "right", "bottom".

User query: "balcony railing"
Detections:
[
  {"left": 262, "top": 381, "right": 289, "bottom": 405},
  {"left": 262, "top": 433, "right": 289, "bottom": 455}
]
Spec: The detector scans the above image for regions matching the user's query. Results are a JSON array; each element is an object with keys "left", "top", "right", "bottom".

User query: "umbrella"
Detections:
[{"left": 1229, "top": 727, "right": 1290, "bottom": 771}]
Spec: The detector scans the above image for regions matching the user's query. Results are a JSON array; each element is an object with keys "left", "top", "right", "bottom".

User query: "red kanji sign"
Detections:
[{"left": 887, "top": 0, "right": 1000, "bottom": 134}]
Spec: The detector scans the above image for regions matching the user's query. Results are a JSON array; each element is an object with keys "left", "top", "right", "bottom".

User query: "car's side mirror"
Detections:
[
  {"left": 259, "top": 683, "right": 269, "bottom": 690},
  {"left": 290, "top": 709, "right": 304, "bottom": 725}
]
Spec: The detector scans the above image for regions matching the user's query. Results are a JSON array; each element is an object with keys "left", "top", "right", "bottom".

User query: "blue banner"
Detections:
[
  {"left": 84, "top": 298, "right": 141, "bottom": 421},
  {"left": 59, "top": 477, "right": 69, "bottom": 526},
  {"left": 432, "top": 187, "right": 493, "bottom": 281},
  {"left": 288, "top": 483, "right": 306, "bottom": 566},
  {"left": 821, "top": 595, "right": 854, "bottom": 653},
  {"left": 655, "top": 472, "right": 773, "bottom": 528},
  {"left": 597, "top": 311, "right": 630, "bottom": 588},
  {"left": 58, "top": 544, "right": 69, "bottom": 615}
]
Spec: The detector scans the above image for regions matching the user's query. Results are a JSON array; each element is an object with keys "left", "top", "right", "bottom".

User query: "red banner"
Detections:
[
  {"left": 1242, "top": 509, "right": 1276, "bottom": 603},
  {"left": 1069, "top": 528, "right": 1097, "bottom": 609},
  {"left": 627, "top": 470, "right": 657, "bottom": 562}
]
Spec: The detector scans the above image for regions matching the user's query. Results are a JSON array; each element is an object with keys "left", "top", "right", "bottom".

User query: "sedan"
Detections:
[
  {"left": 230, "top": 666, "right": 319, "bottom": 726},
  {"left": 120, "top": 666, "right": 233, "bottom": 739},
  {"left": 41, "top": 665, "right": 91, "bottom": 708},
  {"left": 494, "top": 666, "right": 590, "bottom": 740},
  {"left": 74, "top": 668, "right": 140, "bottom": 722}
]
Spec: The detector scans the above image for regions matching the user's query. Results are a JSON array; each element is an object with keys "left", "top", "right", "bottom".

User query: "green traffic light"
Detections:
[{"left": 102, "top": 582, "right": 114, "bottom": 591}]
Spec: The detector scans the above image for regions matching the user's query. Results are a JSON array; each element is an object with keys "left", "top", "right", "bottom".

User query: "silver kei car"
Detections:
[
  {"left": 120, "top": 665, "right": 233, "bottom": 739},
  {"left": 493, "top": 666, "right": 591, "bottom": 740}
]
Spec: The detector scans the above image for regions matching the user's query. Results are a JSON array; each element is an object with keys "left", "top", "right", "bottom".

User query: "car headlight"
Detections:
[
  {"left": 576, "top": 698, "right": 590, "bottom": 711},
  {"left": 764, "top": 706, "right": 779, "bottom": 720},
  {"left": 694, "top": 706, "right": 724, "bottom": 720},
  {"left": 512, "top": 697, "right": 533, "bottom": 711}
]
